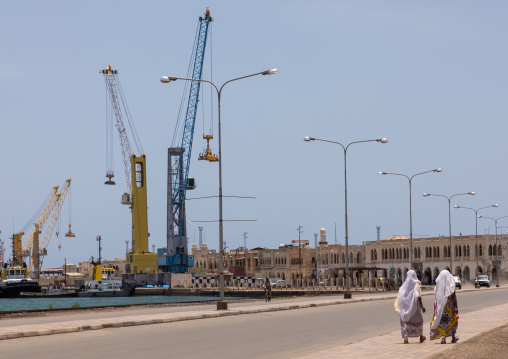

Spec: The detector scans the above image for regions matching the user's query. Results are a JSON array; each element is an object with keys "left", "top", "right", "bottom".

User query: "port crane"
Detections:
[
  {"left": 12, "top": 179, "right": 72, "bottom": 278},
  {"left": 161, "top": 9, "right": 213, "bottom": 272},
  {"left": 101, "top": 66, "right": 157, "bottom": 274}
]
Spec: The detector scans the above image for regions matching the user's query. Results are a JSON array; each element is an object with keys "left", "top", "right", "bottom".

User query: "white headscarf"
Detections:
[
  {"left": 396, "top": 270, "right": 421, "bottom": 322},
  {"left": 430, "top": 269, "right": 456, "bottom": 329}
]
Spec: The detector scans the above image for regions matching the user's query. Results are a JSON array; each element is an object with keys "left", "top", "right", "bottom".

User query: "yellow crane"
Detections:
[
  {"left": 32, "top": 179, "right": 72, "bottom": 276},
  {"left": 101, "top": 66, "right": 157, "bottom": 274},
  {"left": 14, "top": 185, "right": 59, "bottom": 266},
  {"left": 13, "top": 179, "right": 72, "bottom": 278}
]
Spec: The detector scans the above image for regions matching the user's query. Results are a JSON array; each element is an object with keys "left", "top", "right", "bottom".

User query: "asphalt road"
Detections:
[{"left": 2, "top": 288, "right": 507, "bottom": 359}]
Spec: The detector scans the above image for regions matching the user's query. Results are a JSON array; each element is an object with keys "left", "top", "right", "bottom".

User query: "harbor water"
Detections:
[{"left": 0, "top": 295, "right": 221, "bottom": 312}]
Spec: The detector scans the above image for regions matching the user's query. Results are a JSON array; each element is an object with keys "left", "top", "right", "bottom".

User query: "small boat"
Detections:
[
  {"left": 0, "top": 264, "right": 42, "bottom": 298},
  {"left": 77, "top": 281, "right": 130, "bottom": 297},
  {"left": 20, "top": 284, "right": 77, "bottom": 298},
  {"left": 77, "top": 241, "right": 131, "bottom": 297}
]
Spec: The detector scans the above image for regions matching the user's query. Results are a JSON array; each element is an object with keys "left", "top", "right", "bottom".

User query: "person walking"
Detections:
[
  {"left": 264, "top": 277, "right": 272, "bottom": 302},
  {"left": 430, "top": 269, "right": 459, "bottom": 344},
  {"left": 395, "top": 270, "right": 426, "bottom": 344}
]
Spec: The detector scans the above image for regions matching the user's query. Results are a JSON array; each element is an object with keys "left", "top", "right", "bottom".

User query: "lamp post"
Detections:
[
  {"left": 303, "top": 136, "right": 388, "bottom": 298},
  {"left": 478, "top": 215, "right": 508, "bottom": 287},
  {"left": 161, "top": 68, "right": 278, "bottom": 310},
  {"left": 379, "top": 169, "right": 442, "bottom": 270},
  {"left": 454, "top": 204, "right": 498, "bottom": 287},
  {"left": 423, "top": 192, "right": 475, "bottom": 273}
]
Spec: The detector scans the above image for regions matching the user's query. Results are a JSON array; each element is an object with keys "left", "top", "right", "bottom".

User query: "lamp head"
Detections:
[
  {"left": 434, "top": 168, "right": 442, "bottom": 172},
  {"left": 469, "top": 192, "right": 475, "bottom": 195},
  {"left": 423, "top": 193, "right": 429, "bottom": 197},
  {"left": 262, "top": 68, "right": 278, "bottom": 75},
  {"left": 377, "top": 138, "right": 388, "bottom": 143},
  {"left": 379, "top": 171, "right": 387, "bottom": 175},
  {"left": 493, "top": 204, "right": 499, "bottom": 207},
  {"left": 454, "top": 205, "right": 460, "bottom": 208},
  {"left": 160, "top": 76, "right": 177, "bottom": 83},
  {"left": 303, "top": 136, "right": 315, "bottom": 142}
]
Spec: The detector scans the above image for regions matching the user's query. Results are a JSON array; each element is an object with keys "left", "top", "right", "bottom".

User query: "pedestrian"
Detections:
[
  {"left": 430, "top": 269, "right": 459, "bottom": 344},
  {"left": 264, "top": 277, "right": 272, "bottom": 302},
  {"left": 395, "top": 270, "right": 426, "bottom": 344}
]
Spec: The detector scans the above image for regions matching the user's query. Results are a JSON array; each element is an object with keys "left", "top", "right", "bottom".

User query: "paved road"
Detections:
[{"left": 1, "top": 288, "right": 506, "bottom": 359}]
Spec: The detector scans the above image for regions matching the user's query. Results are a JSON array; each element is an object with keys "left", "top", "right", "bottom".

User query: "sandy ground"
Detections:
[{"left": 430, "top": 323, "right": 508, "bottom": 359}]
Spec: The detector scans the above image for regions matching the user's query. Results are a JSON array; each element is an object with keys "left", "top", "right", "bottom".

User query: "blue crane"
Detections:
[{"left": 161, "top": 9, "right": 213, "bottom": 272}]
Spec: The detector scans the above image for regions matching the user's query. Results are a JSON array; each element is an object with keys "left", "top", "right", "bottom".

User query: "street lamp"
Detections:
[
  {"left": 478, "top": 215, "right": 508, "bottom": 287},
  {"left": 304, "top": 136, "right": 388, "bottom": 298},
  {"left": 423, "top": 192, "right": 475, "bottom": 273},
  {"left": 379, "top": 168, "right": 442, "bottom": 270},
  {"left": 454, "top": 204, "right": 498, "bottom": 287},
  {"left": 162, "top": 68, "right": 277, "bottom": 310}
]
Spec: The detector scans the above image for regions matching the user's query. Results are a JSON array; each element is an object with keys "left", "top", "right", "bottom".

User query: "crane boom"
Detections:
[
  {"left": 165, "top": 9, "right": 212, "bottom": 272},
  {"left": 35, "top": 178, "right": 72, "bottom": 272},
  {"left": 18, "top": 186, "right": 60, "bottom": 263},
  {"left": 101, "top": 66, "right": 141, "bottom": 193}
]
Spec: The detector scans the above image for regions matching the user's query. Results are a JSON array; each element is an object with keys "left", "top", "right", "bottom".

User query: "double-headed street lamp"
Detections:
[
  {"left": 379, "top": 169, "right": 442, "bottom": 270},
  {"left": 478, "top": 215, "right": 508, "bottom": 287},
  {"left": 454, "top": 204, "right": 498, "bottom": 286},
  {"left": 423, "top": 192, "right": 475, "bottom": 273},
  {"left": 161, "top": 68, "right": 278, "bottom": 310},
  {"left": 304, "top": 136, "right": 388, "bottom": 298}
]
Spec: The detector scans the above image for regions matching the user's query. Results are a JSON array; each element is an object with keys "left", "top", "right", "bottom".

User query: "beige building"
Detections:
[
  {"left": 191, "top": 229, "right": 507, "bottom": 286},
  {"left": 365, "top": 234, "right": 507, "bottom": 285}
]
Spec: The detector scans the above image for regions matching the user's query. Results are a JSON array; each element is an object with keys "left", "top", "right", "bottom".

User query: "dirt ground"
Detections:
[{"left": 430, "top": 323, "right": 508, "bottom": 359}]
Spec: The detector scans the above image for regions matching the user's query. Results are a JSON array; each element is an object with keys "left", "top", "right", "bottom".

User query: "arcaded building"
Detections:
[{"left": 365, "top": 234, "right": 507, "bottom": 285}]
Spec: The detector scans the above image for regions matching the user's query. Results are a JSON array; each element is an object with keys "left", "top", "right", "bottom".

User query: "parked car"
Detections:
[
  {"left": 474, "top": 275, "right": 490, "bottom": 288},
  {"left": 453, "top": 275, "right": 462, "bottom": 290},
  {"left": 272, "top": 279, "right": 290, "bottom": 288}
]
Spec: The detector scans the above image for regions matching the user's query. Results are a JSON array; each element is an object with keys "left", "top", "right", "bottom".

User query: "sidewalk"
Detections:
[
  {"left": 1, "top": 285, "right": 506, "bottom": 359},
  {"left": 296, "top": 291, "right": 508, "bottom": 358}
]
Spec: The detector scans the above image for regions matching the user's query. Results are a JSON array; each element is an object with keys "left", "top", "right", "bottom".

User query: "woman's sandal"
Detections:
[
  {"left": 420, "top": 335, "right": 426, "bottom": 343},
  {"left": 451, "top": 336, "right": 459, "bottom": 343},
  {"left": 404, "top": 338, "right": 409, "bottom": 344},
  {"left": 441, "top": 338, "right": 446, "bottom": 344}
]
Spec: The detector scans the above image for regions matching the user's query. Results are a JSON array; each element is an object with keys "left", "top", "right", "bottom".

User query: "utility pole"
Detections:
[{"left": 297, "top": 225, "right": 303, "bottom": 288}]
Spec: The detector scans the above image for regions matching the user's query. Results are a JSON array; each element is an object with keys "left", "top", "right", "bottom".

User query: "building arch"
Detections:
[
  {"left": 463, "top": 266, "right": 470, "bottom": 281},
  {"left": 433, "top": 267, "right": 440, "bottom": 281},
  {"left": 423, "top": 267, "right": 432, "bottom": 285}
]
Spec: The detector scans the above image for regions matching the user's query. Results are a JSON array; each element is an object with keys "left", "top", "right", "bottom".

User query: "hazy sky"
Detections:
[{"left": 1, "top": 1, "right": 508, "bottom": 268}]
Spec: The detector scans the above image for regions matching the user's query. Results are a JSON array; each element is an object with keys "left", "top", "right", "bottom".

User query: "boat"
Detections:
[
  {"left": 78, "top": 280, "right": 130, "bottom": 297},
  {"left": 77, "top": 240, "right": 131, "bottom": 297},
  {"left": 20, "top": 284, "right": 77, "bottom": 298},
  {"left": 0, "top": 263, "right": 42, "bottom": 298}
]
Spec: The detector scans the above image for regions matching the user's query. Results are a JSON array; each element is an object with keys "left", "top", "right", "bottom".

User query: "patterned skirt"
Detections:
[{"left": 430, "top": 298, "right": 458, "bottom": 340}]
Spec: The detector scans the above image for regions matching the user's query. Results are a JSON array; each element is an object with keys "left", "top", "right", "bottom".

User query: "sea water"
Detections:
[{"left": 0, "top": 295, "right": 220, "bottom": 312}]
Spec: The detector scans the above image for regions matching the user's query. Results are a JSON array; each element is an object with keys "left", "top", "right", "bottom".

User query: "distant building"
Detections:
[{"left": 190, "top": 228, "right": 507, "bottom": 285}]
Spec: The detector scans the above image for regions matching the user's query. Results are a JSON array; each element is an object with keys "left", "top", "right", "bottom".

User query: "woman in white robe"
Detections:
[{"left": 395, "top": 270, "right": 426, "bottom": 344}]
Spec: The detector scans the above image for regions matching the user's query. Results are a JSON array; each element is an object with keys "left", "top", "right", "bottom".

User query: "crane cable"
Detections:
[
  {"left": 171, "top": 21, "right": 201, "bottom": 149},
  {"left": 116, "top": 76, "right": 144, "bottom": 155},
  {"left": 209, "top": 24, "right": 214, "bottom": 136},
  {"left": 105, "top": 83, "right": 114, "bottom": 175},
  {"left": 21, "top": 187, "right": 54, "bottom": 233},
  {"left": 201, "top": 23, "right": 214, "bottom": 138}
]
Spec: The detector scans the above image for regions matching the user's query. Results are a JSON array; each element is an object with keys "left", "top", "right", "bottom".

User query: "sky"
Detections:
[{"left": 1, "top": 1, "right": 508, "bottom": 269}]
